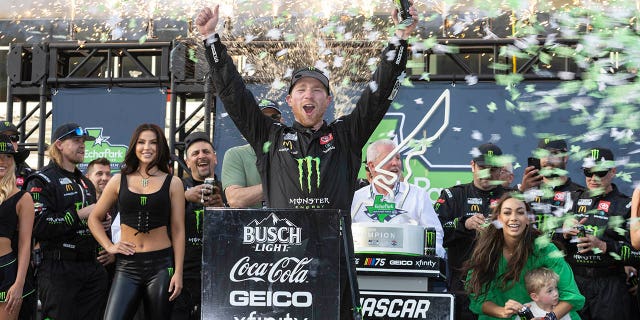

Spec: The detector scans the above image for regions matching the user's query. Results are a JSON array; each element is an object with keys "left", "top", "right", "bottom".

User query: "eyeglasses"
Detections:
[
  {"left": 270, "top": 114, "right": 282, "bottom": 121},
  {"left": 583, "top": 168, "right": 609, "bottom": 178},
  {"left": 57, "top": 127, "right": 87, "bottom": 141},
  {"left": 7, "top": 134, "right": 19, "bottom": 142}
]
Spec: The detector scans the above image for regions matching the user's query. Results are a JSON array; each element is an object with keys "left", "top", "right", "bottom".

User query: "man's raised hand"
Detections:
[{"left": 196, "top": 5, "right": 220, "bottom": 38}]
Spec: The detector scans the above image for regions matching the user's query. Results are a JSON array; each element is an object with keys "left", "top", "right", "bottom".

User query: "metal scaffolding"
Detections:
[{"left": 5, "top": 37, "right": 580, "bottom": 169}]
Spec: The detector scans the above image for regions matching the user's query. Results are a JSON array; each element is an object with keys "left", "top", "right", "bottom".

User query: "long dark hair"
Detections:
[
  {"left": 463, "top": 193, "right": 540, "bottom": 297},
  {"left": 121, "top": 123, "right": 170, "bottom": 176}
]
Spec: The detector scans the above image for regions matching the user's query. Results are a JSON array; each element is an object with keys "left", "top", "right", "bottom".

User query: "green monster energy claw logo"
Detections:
[
  {"left": 425, "top": 229, "right": 436, "bottom": 248},
  {"left": 140, "top": 196, "right": 147, "bottom": 206},
  {"left": 621, "top": 245, "right": 631, "bottom": 261},
  {"left": 0, "top": 291, "right": 5, "bottom": 302},
  {"left": 0, "top": 142, "right": 7, "bottom": 152},
  {"left": 296, "top": 156, "right": 320, "bottom": 193},
  {"left": 487, "top": 150, "right": 494, "bottom": 157},
  {"left": 591, "top": 149, "right": 600, "bottom": 159},
  {"left": 544, "top": 138, "right": 551, "bottom": 145},
  {"left": 194, "top": 209, "right": 204, "bottom": 232},
  {"left": 168, "top": 267, "right": 174, "bottom": 277},
  {"left": 64, "top": 212, "right": 74, "bottom": 225},
  {"left": 32, "top": 193, "right": 40, "bottom": 201}
]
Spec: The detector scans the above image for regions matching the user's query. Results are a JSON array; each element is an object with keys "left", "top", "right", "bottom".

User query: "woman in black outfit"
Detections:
[
  {"left": 89, "top": 124, "right": 185, "bottom": 320},
  {"left": 0, "top": 134, "right": 35, "bottom": 320}
]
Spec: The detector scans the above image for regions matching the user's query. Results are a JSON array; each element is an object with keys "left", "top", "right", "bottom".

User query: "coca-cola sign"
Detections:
[
  {"left": 202, "top": 209, "right": 341, "bottom": 320},
  {"left": 230, "top": 256, "right": 311, "bottom": 283}
]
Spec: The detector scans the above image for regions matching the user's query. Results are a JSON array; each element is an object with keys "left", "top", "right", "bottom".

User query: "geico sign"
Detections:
[
  {"left": 229, "top": 291, "right": 312, "bottom": 307},
  {"left": 360, "top": 297, "right": 431, "bottom": 318},
  {"left": 389, "top": 260, "right": 413, "bottom": 266}
]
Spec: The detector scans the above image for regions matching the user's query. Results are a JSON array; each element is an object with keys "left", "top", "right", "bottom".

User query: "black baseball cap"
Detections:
[
  {"left": 52, "top": 123, "right": 95, "bottom": 143},
  {"left": 258, "top": 99, "right": 282, "bottom": 114},
  {"left": 537, "top": 138, "right": 568, "bottom": 151},
  {"left": 184, "top": 131, "right": 213, "bottom": 152},
  {"left": 473, "top": 143, "right": 503, "bottom": 166},
  {"left": 288, "top": 67, "right": 330, "bottom": 95},
  {"left": 0, "top": 134, "right": 29, "bottom": 163},
  {"left": 0, "top": 121, "right": 18, "bottom": 134},
  {"left": 582, "top": 147, "right": 614, "bottom": 169}
]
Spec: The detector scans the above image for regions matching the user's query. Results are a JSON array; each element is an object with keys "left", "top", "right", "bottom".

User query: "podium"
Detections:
[
  {"left": 201, "top": 208, "right": 342, "bottom": 320},
  {"left": 355, "top": 255, "right": 453, "bottom": 319}
]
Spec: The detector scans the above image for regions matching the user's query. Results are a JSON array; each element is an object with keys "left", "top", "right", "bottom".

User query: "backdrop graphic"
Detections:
[
  {"left": 213, "top": 82, "right": 638, "bottom": 198},
  {"left": 51, "top": 87, "right": 166, "bottom": 172}
]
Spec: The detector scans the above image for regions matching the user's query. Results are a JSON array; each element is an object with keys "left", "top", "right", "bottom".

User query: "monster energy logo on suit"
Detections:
[
  {"left": 64, "top": 212, "right": 74, "bottom": 225},
  {"left": 296, "top": 156, "right": 320, "bottom": 193},
  {"left": 621, "top": 245, "right": 631, "bottom": 261},
  {"left": 194, "top": 209, "right": 204, "bottom": 231},
  {"left": 424, "top": 228, "right": 436, "bottom": 256},
  {"left": 140, "top": 196, "right": 147, "bottom": 206},
  {"left": 0, "top": 142, "right": 7, "bottom": 152}
]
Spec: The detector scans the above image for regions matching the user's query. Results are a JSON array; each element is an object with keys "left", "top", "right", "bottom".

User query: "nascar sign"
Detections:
[{"left": 359, "top": 291, "right": 454, "bottom": 320}]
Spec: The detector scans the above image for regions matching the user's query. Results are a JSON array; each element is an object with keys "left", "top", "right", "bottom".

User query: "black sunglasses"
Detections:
[
  {"left": 57, "top": 127, "right": 87, "bottom": 141},
  {"left": 583, "top": 168, "right": 609, "bottom": 178},
  {"left": 7, "top": 134, "right": 19, "bottom": 142},
  {"left": 270, "top": 114, "right": 282, "bottom": 120}
]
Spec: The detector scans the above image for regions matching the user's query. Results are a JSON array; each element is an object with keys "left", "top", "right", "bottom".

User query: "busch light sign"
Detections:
[{"left": 202, "top": 209, "right": 341, "bottom": 320}]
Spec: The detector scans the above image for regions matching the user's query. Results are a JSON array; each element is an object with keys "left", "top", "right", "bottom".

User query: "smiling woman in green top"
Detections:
[{"left": 464, "top": 193, "right": 585, "bottom": 319}]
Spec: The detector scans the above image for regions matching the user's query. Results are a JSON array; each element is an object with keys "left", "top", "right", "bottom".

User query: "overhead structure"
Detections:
[{"left": 5, "top": 37, "right": 581, "bottom": 168}]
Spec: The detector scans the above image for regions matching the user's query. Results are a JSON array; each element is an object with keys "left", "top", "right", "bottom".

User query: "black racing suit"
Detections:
[
  {"left": 434, "top": 183, "right": 511, "bottom": 320},
  {"left": 15, "top": 161, "right": 33, "bottom": 191},
  {"left": 172, "top": 176, "right": 225, "bottom": 320},
  {"left": 526, "top": 178, "right": 584, "bottom": 240},
  {"left": 205, "top": 33, "right": 408, "bottom": 319},
  {"left": 562, "top": 184, "right": 635, "bottom": 320},
  {"left": 25, "top": 162, "right": 108, "bottom": 320}
]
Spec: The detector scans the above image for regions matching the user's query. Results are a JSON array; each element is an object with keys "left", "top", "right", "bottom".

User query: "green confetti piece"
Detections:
[
  {"left": 262, "top": 141, "right": 272, "bottom": 154},
  {"left": 489, "top": 63, "right": 510, "bottom": 71},
  {"left": 505, "top": 100, "right": 516, "bottom": 112},
  {"left": 391, "top": 102, "right": 403, "bottom": 110},
  {"left": 495, "top": 73, "right": 524, "bottom": 87},
  {"left": 469, "top": 106, "right": 478, "bottom": 113},
  {"left": 525, "top": 84, "right": 536, "bottom": 93},
  {"left": 616, "top": 172, "right": 632, "bottom": 183},
  {"left": 486, "top": 102, "right": 498, "bottom": 113},
  {"left": 188, "top": 48, "right": 198, "bottom": 63},
  {"left": 511, "top": 125, "right": 526, "bottom": 137},
  {"left": 138, "top": 35, "right": 147, "bottom": 44},
  {"left": 258, "top": 51, "right": 268, "bottom": 60}
]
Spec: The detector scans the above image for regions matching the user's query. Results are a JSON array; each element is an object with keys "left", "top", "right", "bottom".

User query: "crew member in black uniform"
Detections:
[
  {"left": 88, "top": 123, "right": 185, "bottom": 320},
  {"left": 435, "top": 143, "right": 512, "bottom": 320},
  {"left": 561, "top": 147, "right": 636, "bottom": 320},
  {"left": 520, "top": 138, "right": 584, "bottom": 236},
  {"left": 172, "top": 131, "right": 225, "bottom": 320},
  {"left": 25, "top": 123, "right": 108, "bottom": 319},
  {"left": 196, "top": 3, "right": 417, "bottom": 319}
]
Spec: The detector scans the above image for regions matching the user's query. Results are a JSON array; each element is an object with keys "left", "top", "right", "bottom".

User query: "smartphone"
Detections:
[{"left": 527, "top": 157, "right": 541, "bottom": 171}]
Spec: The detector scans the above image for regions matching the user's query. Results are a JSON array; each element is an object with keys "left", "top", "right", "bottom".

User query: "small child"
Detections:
[{"left": 523, "top": 267, "right": 570, "bottom": 320}]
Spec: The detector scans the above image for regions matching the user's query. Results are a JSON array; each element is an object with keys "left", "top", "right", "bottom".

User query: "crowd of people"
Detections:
[{"left": 1, "top": 2, "right": 639, "bottom": 320}]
